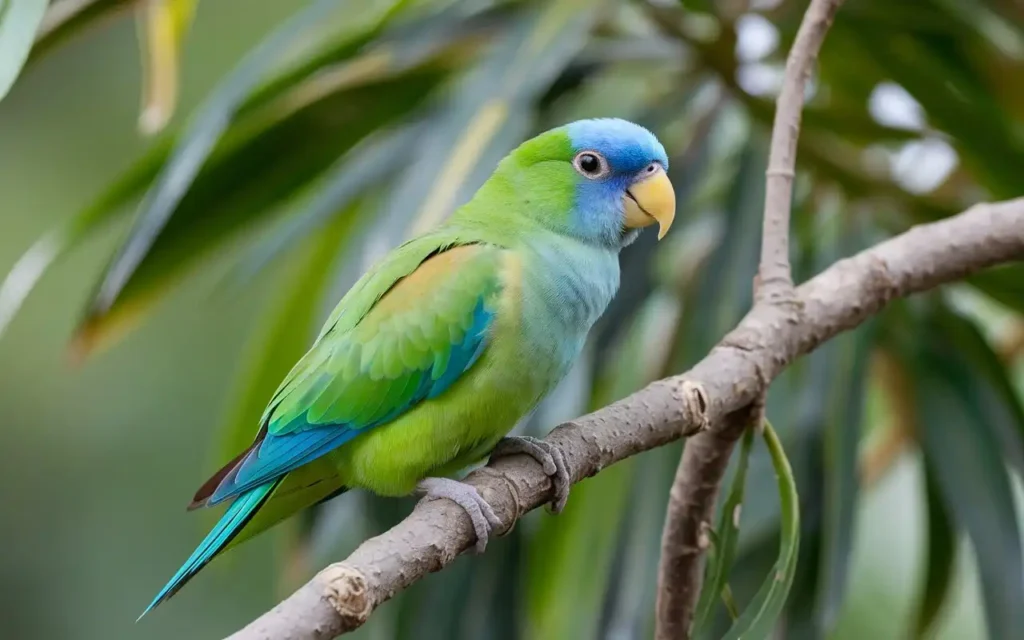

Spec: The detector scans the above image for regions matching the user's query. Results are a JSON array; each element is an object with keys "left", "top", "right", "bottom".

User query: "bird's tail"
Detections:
[{"left": 138, "top": 480, "right": 279, "bottom": 620}]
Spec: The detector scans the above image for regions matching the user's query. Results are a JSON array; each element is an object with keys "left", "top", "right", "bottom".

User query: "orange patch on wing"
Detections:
[
  {"left": 372, "top": 244, "right": 482, "bottom": 315},
  {"left": 498, "top": 252, "right": 523, "bottom": 329}
]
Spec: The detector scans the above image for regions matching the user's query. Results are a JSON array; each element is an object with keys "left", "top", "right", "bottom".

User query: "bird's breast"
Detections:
[{"left": 509, "top": 237, "right": 619, "bottom": 381}]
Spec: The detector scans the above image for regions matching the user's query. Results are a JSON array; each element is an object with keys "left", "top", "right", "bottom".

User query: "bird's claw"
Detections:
[
  {"left": 491, "top": 435, "right": 570, "bottom": 514},
  {"left": 417, "top": 477, "right": 502, "bottom": 553}
]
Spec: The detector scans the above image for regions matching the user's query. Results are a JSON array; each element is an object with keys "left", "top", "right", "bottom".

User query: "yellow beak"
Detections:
[{"left": 623, "top": 167, "right": 676, "bottom": 240}]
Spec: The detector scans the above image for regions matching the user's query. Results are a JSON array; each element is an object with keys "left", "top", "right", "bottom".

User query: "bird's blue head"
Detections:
[
  {"left": 563, "top": 118, "right": 675, "bottom": 248},
  {"left": 464, "top": 118, "right": 676, "bottom": 249}
]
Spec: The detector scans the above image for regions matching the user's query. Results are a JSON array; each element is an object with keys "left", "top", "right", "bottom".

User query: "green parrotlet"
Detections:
[{"left": 142, "top": 117, "right": 676, "bottom": 615}]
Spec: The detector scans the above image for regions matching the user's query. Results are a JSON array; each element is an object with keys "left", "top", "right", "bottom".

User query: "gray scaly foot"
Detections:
[
  {"left": 417, "top": 477, "right": 502, "bottom": 553},
  {"left": 491, "top": 435, "right": 570, "bottom": 513}
]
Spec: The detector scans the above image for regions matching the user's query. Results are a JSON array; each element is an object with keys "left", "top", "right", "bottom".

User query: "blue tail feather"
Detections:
[{"left": 138, "top": 481, "right": 277, "bottom": 620}]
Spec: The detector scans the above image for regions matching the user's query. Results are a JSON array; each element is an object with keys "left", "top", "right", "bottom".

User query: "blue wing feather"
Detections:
[{"left": 206, "top": 298, "right": 494, "bottom": 505}]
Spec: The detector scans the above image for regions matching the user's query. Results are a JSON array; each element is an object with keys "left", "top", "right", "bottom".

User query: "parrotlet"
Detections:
[{"left": 142, "top": 117, "right": 675, "bottom": 615}]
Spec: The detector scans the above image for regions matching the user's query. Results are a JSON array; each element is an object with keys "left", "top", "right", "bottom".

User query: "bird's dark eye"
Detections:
[
  {"left": 572, "top": 150, "right": 610, "bottom": 179},
  {"left": 645, "top": 162, "right": 658, "bottom": 174}
]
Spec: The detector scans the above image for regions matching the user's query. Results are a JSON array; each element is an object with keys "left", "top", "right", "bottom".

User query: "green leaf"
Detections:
[
  {"left": 390, "top": 0, "right": 605, "bottom": 239},
  {"left": 75, "top": 0, "right": 343, "bottom": 338},
  {"left": 71, "top": 32, "right": 454, "bottom": 354},
  {"left": 933, "top": 301, "right": 1024, "bottom": 475},
  {"left": 29, "top": 0, "right": 137, "bottom": 63},
  {"left": 0, "top": 0, "right": 49, "bottom": 101},
  {"left": 911, "top": 460, "right": 958, "bottom": 638},
  {"left": 238, "top": 0, "right": 511, "bottom": 116},
  {"left": 693, "top": 426, "right": 754, "bottom": 635},
  {"left": 0, "top": 139, "right": 172, "bottom": 339},
  {"left": 813, "top": 209, "right": 876, "bottom": 633},
  {"left": 211, "top": 202, "right": 358, "bottom": 468},
  {"left": 912, "top": 317, "right": 1024, "bottom": 640},
  {"left": 722, "top": 420, "right": 800, "bottom": 640},
  {"left": 136, "top": 0, "right": 198, "bottom": 134},
  {"left": 226, "top": 123, "right": 421, "bottom": 286},
  {"left": 812, "top": 324, "right": 873, "bottom": 628}
]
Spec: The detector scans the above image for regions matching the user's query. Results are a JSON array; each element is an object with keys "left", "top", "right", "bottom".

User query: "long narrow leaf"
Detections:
[
  {"left": 71, "top": 64, "right": 446, "bottom": 357},
  {"left": 0, "top": 139, "right": 172, "bottom": 339},
  {"left": 136, "top": 0, "right": 197, "bottom": 134},
  {"left": 693, "top": 426, "right": 754, "bottom": 635},
  {"left": 226, "top": 123, "right": 421, "bottom": 285},
  {"left": 76, "top": 0, "right": 350, "bottom": 345},
  {"left": 913, "top": 316, "right": 1024, "bottom": 640},
  {"left": 0, "top": 0, "right": 49, "bottom": 101},
  {"left": 722, "top": 420, "right": 800, "bottom": 640},
  {"left": 911, "top": 461, "right": 959, "bottom": 638},
  {"left": 934, "top": 301, "right": 1024, "bottom": 475}
]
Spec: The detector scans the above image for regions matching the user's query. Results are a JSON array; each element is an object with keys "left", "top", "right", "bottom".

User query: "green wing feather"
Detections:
[{"left": 193, "top": 237, "right": 506, "bottom": 507}]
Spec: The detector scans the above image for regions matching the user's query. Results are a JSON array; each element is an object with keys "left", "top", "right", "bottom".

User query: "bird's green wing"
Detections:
[{"left": 193, "top": 238, "right": 506, "bottom": 507}]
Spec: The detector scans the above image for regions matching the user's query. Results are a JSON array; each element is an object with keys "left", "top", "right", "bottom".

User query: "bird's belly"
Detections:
[{"left": 329, "top": 348, "right": 547, "bottom": 496}]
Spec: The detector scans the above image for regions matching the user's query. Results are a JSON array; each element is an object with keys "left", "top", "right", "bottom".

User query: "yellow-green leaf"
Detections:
[{"left": 136, "top": 0, "right": 197, "bottom": 134}]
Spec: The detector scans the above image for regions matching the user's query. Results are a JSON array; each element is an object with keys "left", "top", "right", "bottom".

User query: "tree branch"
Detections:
[
  {"left": 655, "top": 1, "right": 845, "bottom": 636},
  {"left": 227, "top": 197, "right": 1024, "bottom": 640},
  {"left": 758, "top": 0, "right": 845, "bottom": 304},
  {"left": 655, "top": 406, "right": 754, "bottom": 640}
]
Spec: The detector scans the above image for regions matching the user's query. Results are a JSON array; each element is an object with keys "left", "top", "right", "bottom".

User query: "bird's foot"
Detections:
[
  {"left": 490, "top": 435, "right": 570, "bottom": 514},
  {"left": 417, "top": 477, "right": 502, "bottom": 553}
]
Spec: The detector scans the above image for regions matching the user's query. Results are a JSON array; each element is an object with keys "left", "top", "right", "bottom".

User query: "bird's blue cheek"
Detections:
[{"left": 573, "top": 177, "right": 630, "bottom": 240}]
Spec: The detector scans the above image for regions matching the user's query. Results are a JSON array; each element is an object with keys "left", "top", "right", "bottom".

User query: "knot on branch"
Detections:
[
  {"left": 679, "top": 380, "right": 710, "bottom": 436},
  {"left": 320, "top": 564, "right": 371, "bottom": 627}
]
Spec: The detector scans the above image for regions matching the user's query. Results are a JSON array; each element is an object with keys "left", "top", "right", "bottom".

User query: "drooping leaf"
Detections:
[
  {"left": 69, "top": 0, "right": 368, "bottom": 355},
  {"left": 813, "top": 319, "right": 874, "bottom": 632},
  {"left": 0, "top": 139, "right": 172, "bottom": 339},
  {"left": 911, "top": 312, "right": 1024, "bottom": 640},
  {"left": 693, "top": 426, "right": 754, "bottom": 635},
  {"left": 71, "top": 62, "right": 447, "bottom": 357},
  {"left": 722, "top": 420, "right": 800, "bottom": 640},
  {"left": 810, "top": 208, "right": 877, "bottom": 634},
  {"left": 933, "top": 300, "right": 1024, "bottom": 475},
  {"left": 135, "top": 0, "right": 197, "bottom": 134},
  {"left": 238, "top": 0, "right": 512, "bottom": 115},
  {"left": 0, "top": 0, "right": 49, "bottom": 101},
  {"left": 911, "top": 460, "right": 958, "bottom": 638}
]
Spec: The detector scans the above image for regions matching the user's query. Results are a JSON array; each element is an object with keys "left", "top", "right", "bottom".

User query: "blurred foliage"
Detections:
[{"left": 2, "top": 0, "right": 1024, "bottom": 638}]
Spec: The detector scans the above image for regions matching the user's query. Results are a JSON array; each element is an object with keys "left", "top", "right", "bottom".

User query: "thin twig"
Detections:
[
  {"left": 226, "top": 198, "right": 1024, "bottom": 640},
  {"left": 758, "top": 0, "right": 846, "bottom": 305}
]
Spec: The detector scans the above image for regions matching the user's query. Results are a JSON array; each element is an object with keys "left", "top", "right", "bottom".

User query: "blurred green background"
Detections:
[{"left": 1, "top": 1, "right": 1023, "bottom": 639}]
